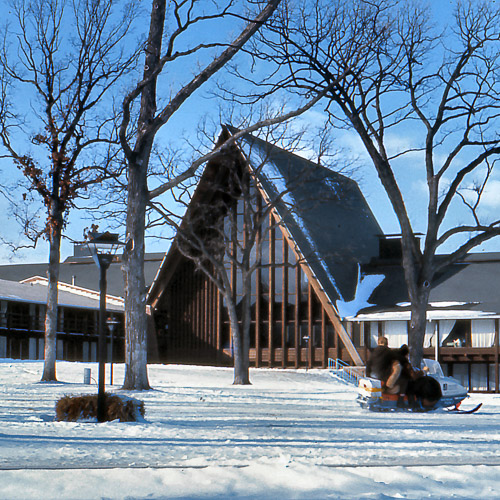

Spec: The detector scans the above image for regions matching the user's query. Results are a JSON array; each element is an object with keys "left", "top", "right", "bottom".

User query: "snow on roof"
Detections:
[
  {"left": 350, "top": 309, "right": 498, "bottom": 321},
  {"left": 396, "top": 301, "right": 472, "bottom": 308},
  {"left": 0, "top": 277, "right": 123, "bottom": 311},
  {"left": 21, "top": 276, "right": 124, "bottom": 308},
  {"left": 336, "top": 266, "right": 385, "bottom": 318}
]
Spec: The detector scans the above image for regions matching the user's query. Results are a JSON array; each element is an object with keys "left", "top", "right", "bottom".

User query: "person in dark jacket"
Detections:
[
  {"left": 367, "top": 340, "right": 410, "bottom": 395},
  {"left": 393, "top": 344, "right": 413, "bottom": 395},
  {"left": 366, "top": 336, "right": 392, "bottom": 381}
]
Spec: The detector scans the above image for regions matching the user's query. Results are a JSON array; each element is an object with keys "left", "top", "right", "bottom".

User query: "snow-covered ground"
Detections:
[{"left": 0, "top": 360, "right": 499, "bottom": 499}]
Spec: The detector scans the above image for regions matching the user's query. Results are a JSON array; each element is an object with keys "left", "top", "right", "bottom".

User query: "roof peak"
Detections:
[{"left": 224, "top": 124, "right": 353, "bottom": 183}]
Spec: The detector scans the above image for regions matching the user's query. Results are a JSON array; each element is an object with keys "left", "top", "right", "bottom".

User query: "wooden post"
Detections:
[
  {"left": 231, "top": 239, "right": 237, "bottom": 361},
  {"left": 268, "top": 217, "right": 275, "bottom": 367},
  {"left": 334, "top": 325, "right": 339, "bottom": 361},
  {"left": 255, "top": 266, "right": 261, "bottom": 368},
  {"left": 335, "top": 322, "right": 341, "bottom": 361},
  {"left": 208, "top": 279, "right": 213, "bottom": 354},
  {"left": 255, "top": 209, "right": 262, "bottom": 368},
  {"left": 216, "top": 287, "right": 222, "bottom": 364},
  {"left": 321, "top": 308, "right": 327, "bottom": 368},
  {"left": 282, "top": 242, "right": 288, "bottom": 368},
  {"left": 436, "top": 321, "right": 440, "bottom": 365},
  {"left": 307, "top": 283, "right": 313, "bottom": 369},
  {"left": 495, "top": 318, "right": 499, "bottom": 393},
  {"left": 363, "top": 323, "right": 368, "bottom": 364},
  {"left": 295, "top": 265, "right": 300, "bottom": 368},
  {"left": 203, "top": 278, "right": 209, "bottom": 354},
  {"left": 196, "top": 273, "right": 202, "bottom": 353}
]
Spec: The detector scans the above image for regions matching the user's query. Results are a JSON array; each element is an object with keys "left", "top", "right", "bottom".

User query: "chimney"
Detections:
[
  {"left": 379, "top": 236, "right": 403, "bottom": 260},
  {"left": 378, "top": 234, "right": 421, "bottom": 261}
]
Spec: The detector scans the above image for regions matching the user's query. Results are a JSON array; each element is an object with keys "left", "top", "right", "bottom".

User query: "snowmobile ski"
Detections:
[{"left": 447, "top": 403, "right": 482, "bottom": 414}]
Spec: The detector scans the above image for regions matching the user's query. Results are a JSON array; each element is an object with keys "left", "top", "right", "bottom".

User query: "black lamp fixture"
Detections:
[
  {"left": 86, "top": 231, "right": 125, "bottom": 422},
  {"left": 87, "top": 231, "right": 126, "bottom": 269}
]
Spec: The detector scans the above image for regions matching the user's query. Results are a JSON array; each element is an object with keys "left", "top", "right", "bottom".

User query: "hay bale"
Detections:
[{"left": 55, "top": 393, "right": 145, "bottom": 422}]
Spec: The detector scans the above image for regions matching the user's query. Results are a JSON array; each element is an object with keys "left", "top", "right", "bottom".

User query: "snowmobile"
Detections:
[{"left": 357, "top": 359, "right": 471, "bottom": 412}]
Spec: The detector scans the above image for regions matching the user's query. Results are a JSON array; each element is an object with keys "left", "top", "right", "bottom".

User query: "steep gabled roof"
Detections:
[
  {"left": 232, "top": 129, "right": 383, "bottom": 309},
  {"left": 146, "top": 128, "right": 386, "bottom": 365},
  {"left": 148, "top": 128, "right": 382, "bottom": 314}
]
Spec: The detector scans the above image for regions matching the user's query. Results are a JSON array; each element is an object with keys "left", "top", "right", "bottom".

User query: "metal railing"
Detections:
[{"left": 328, "top": 358, "right": 365, "bottom": 386}]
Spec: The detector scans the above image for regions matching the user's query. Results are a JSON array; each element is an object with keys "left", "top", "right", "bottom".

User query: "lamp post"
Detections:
[
  {"left": 87, "top": 231, "right": 125, "bottom": 422},
  {"left": 106, "top": 315, "right": 121, "bottom": 386},
  {"left": 303, "top": 335, "right": 310, "bottom": 372}
]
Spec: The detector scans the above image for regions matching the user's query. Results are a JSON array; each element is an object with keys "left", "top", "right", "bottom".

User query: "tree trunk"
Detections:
[
  {"left": 228, "top": 297, "right": 250, "bottom": 385},
  {"left": 399, "top": 231, "right": 432, "bottom": 369},
  {"left": 240, "top": 288, "right": 252, "bottom": 383},
  {"left": 121, "top": 157, "right": 151, "bottom": 390},
  {"left": 408, "top": 292, "right": 430, "bottom": 369},
  {"left": 41, "top": 213, "right": 62, "bottom": 382},
  {"left": 120, "top": 0, "right": 164, "bottom": 391}
]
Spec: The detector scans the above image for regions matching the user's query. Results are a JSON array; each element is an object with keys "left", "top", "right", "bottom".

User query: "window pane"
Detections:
[
  {"left": 300, "top": 270, "right": 308, "bottom": 294},
  {"left": 286, "top": 323, "right": 296, "bottom": 347},
  {"left": 275, "top": 236, "right": 284, "bottom": 264},
  {"left": 442, "top": 320, "right": 470, "bottom": 347},
  {"left": 275, "top": 267, "right": 283, "bottom": 298},
  {"left": 288, "top": 266, "right": 296, "bottom": 303}
]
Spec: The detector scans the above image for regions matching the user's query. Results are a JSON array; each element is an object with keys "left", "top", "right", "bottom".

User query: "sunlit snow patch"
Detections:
[{"left": 336, "top": 266, "right": 385, "bottom": 318}]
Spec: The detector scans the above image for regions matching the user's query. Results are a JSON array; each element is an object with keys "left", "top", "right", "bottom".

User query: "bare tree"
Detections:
[
  {"left": 152, "top": 129, "right": 287, "bottom": 384},
  {"left": 255, "top": 0, "right": 500, "bottom": 366},
  {"left": 153, "top": 124, "right": 346, "bottom": 384},
  {"left": 0, "top": 0, "right": 138, "bottom": 381},
  {"left": 159, "top": 143, "right": 266, "bottom": 385},
  {"left": 116, "top": 0, "right": 287, "bottom": 390}
]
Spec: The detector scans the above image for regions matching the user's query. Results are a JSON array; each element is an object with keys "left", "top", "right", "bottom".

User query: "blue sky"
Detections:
[{"left": 0, "top": 0, "right": 499, "bottom": 266}]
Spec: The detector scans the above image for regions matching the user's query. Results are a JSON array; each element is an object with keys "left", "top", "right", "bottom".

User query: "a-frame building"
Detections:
[{"left": 147, "top": 127, "right": 383, "bottom": 368}]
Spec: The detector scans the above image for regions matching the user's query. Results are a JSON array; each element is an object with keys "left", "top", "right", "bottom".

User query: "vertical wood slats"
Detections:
[
  {"left": 295, "top": 264, "right": 301, "bottom": 368},
  {"left": 158, "top": 177, "right": 366, "bottom": 367},
  {"left": 272, "top": 210, "right": 363, "bottom": 365},
  {"left": 156, "top": 223, "right": 500, "bottom": 387}
]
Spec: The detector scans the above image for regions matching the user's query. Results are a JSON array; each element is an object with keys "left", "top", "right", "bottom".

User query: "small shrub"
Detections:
[{"left": 55, "top": 393, "right": 145, "bottom": 422}]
